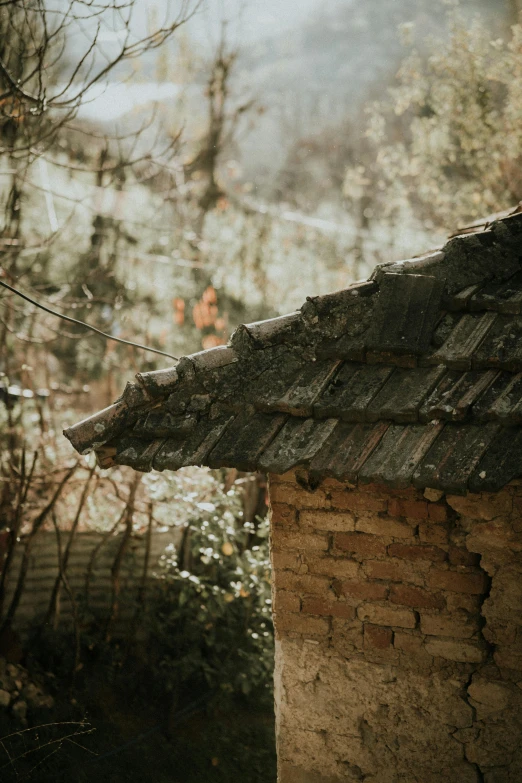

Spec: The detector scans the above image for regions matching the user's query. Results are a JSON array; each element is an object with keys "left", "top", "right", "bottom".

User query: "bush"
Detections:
[
  {"left": 346, "top": 10, "right": 522, "bottom": 230},
  {"left": 144, "top": 470, "right": 274, "bottom": 705}
]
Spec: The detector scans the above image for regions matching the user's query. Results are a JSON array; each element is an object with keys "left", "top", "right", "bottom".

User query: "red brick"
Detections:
[
  {"left": 364, "top": 560, "right": 405, "bottom": 582},
  {"left": 274, "top": 611, "right": 329, "bottom": 637},
  {"left": 428, "top": 504, "right": 448, "bottom": 523},
  {"left": 271, "top": 550, "right": 302, "bottom": 572},
  {"left": 388, "top": 543, "right": 447, "bottom": 562},
  {"left": 335, "top": 580, "right": 389, "bottom": 602},
  {"left": 302, "top": 598, "right": 355, "bottom": 619},
  {"left": 276, "top": 530, "right": 329, "bottom": 552},
  {"left": 428, "top": 569, "right": 489, "bottom": 595},
  {"left": 355, "top": 515, "right": 414, "bottom": 539},
  {"left": 270, "top": 502, "right": 297, "bottom": 526},
  {"left": 334, "top": 532, "right": 386, "bottom": 558},
  {"left": 274, "top": 590, "right": 300, "bottom": 613},
  {"left": 270, "top": 483, "right": 328, "bottom": 509},
  {"left": 300, "top": 509, "right": 355, "bottom": 532},
  {"left": 306, "top": 555, "right": 359, "bottom": 580},
  {"left": 390, "top": 583, "right": 445, "bottom": 610},
  {"left": 394, "top": 632, "right": 425, "bottom": 654},
  {"left": 448, "top": 547, "right": 481, "bottom": 567},
  {"left": 420, "top": 612, "right": 480, "bottom": 639},
  {"left": 363, "top": 559, "right": 423, "bottom": 585},
  {"left": 388, "top": 498, "right": 428, "bottom": 520},
  {"left": 274, "top": 571, "right": 330, "bottom": 596},
  {"left": 419, "top": 521, "right": 449, "bottom": 545},
  {"left": 357, "top": 603, "right": 416, "bottom": 629},
  {"left": 330, "top": 491, "right": 387, "bottom": 514},
  {"left": 364, "top": 624, "right": 393, "bottom": 650}
]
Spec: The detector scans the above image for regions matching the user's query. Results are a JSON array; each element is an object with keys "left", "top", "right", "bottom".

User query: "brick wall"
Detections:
[{"left": 269, "top": 471, "right": 522, "bottom": 783}]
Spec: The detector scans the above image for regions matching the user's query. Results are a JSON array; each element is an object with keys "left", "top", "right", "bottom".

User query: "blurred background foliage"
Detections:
[{"left": 1, "top": 0, "right": 522, "bottom": 779}]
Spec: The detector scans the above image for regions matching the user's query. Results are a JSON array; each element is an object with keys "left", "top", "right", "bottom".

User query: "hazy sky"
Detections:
[
  {"left": 76, "top": 0, "right": 327, "bottom": 120},
  {"left": 179, "top": 0, "right": 327, "bottom": 43}
]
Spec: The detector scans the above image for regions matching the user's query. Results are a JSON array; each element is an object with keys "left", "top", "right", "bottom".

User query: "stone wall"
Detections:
[{"left": 269, "top": 471, "right": 522, "bottom": 783}]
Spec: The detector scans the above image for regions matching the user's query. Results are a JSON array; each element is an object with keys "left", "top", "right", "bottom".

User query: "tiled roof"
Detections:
[{"left": 64, "top": 208, "right": 522, "bottom": 494}]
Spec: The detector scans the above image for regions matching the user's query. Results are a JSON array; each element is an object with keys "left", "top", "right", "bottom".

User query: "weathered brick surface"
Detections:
[
  {"left": 274, "top": 611, "right": 329, "bottom": 637},
  {"left": 424, "top": 637, "right": 487, "bottom": 663},
  {"left": 424, "top": 487, "right": 444, "bottom": 502},
  {"left": 270, "top": 502, "right": 298, "bottom": 527},
  {"left": 334, "top": 580, "right": 389, "bottom": 603},
  {"left": 388, "top": 542, "right": 447, "bottom": 562},
  {"left": 269, "top": 475, "right": 522, "bottom": 783},
  {"left": 388, "top": 498, "right": 428, "bottom": 520},
  {"left": 419, "top": 520, "right": 450, "bottom": 545},
  {"left": 393, "top": 631, "right": 427, "bottom": 655},
  {"left": 420, "top": 611, "right": 480, "bottom": 639},
  {"left": 390, "top": 583, "right": 445, "bottom": 610},
  {"left": 333, "top": 532, "right": 386, "bottom": 558},
  {"left": 427, "top": 503, "right": 449, "bottom": 523},
  {"left": 270, "top": 482, "right": 328, "bottom": 509},
  {"left": 356, "top": 602, "right": 416, "bottom": 629},
  {"left": 331, "top": 617, "right": 364, "bottom": 655},
  {"left": 269, "top": 469, "right": 298, "bottom": 485},
  {"left": 274, "top": 590, "right": 301, "bottom": 614},
  {"left": 329, "top": 490, "right": 387, "bottom": 514},
  {"left": 446, "top": 492, "right": 513, "bottom": 521},
  {"left": 272, "top": 550, "right": 303, "bottom": 572},
  {"left": 363, "top": 623, "right": 393, "bottom": 650},
  {"left": 363, "top": 557, "right": 426, "bottom": 586},
  {"left": 276, "top": 530, "right": 329, "bottom": 552},
  {"left": 494, "top": 647, "right": 522, "bottom": 670},
  {"left": 301, "top": 597, "right": 355, "bottom": 619},
  {"left": 355, "top": 515, "right": 414, "bottom": 539},
  {"left": 428, "top": 569, "right": 489, "bottom": 595},
  {"left": 300, "top": 509, "right": 355, "bottom": 532},
  {"left": 448, "top": 546, "right": 481, "bottom": 567},
  {"left": 305, "top": 555, "right": 359, "bottom": 580},
  {"left": 446, "top": 592, "right": 483, "bottom": 614},
  {"left": 275, "top": 571, "right": 330, "bottom": 597}
]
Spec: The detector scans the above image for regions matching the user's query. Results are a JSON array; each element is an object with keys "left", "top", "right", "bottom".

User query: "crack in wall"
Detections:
[
  {"left": 461, "top": 670, "right": 486, "bottom": 783},
  {"left": 457, "top": 499, "right": 519, "bottom": 783},
  {"left": 458, "top": 528, "right": 496, "bottom": 783}
]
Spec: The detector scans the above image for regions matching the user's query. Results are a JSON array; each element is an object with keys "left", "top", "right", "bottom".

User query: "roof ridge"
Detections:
[{"left": 372, "top": 210, "right": 522, "bottom": 291}]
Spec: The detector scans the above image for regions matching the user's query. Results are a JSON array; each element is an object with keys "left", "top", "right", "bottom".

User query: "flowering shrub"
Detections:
[{"left": 144, "top": 469, "right": 274, "bottom": 702}]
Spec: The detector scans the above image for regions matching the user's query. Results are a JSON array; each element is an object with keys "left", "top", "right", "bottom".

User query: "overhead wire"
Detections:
[{"left": 0, "top": 279, "right": 178, "bottom": 361}]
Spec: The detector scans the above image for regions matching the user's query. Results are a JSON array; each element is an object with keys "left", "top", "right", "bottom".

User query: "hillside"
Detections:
[{"left": 237, "top": 0, "right": 514, "bottom": 185}]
